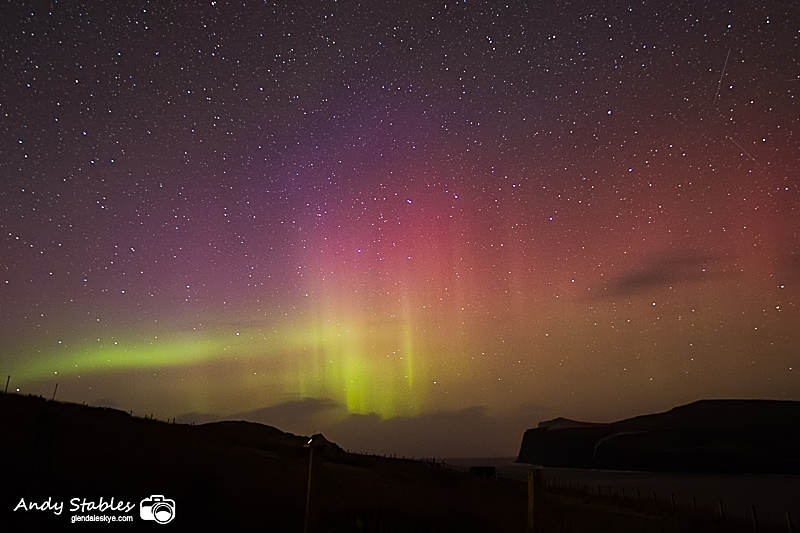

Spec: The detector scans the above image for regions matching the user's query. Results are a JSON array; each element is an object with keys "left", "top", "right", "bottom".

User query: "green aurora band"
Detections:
[{"left": 8, "top": 316, "right": 428, "bottom": 419}]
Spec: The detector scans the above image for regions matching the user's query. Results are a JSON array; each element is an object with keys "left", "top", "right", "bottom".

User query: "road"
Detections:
[{"left": 445, "top": 457, "right": 800, "bottom": 524}]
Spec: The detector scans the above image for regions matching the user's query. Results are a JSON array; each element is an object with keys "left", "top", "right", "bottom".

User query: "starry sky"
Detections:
[{"left": 1, "top": 0, "right": 798, "bottom": 458}]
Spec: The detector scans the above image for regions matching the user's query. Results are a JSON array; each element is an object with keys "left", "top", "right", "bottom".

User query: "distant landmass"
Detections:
[{"left": 516, "top": 399, "right": 800, "bottom": 474}]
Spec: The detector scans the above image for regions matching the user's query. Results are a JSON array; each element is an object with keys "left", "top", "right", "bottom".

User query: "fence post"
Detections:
[
  {"left": 4, "top": 375, "right": 9, "bottom": 393},
  {"left": 303, "top": 445, "right": 314, "bottom": 533},
  {"left": 527, "top": 467, "right": 542, "bottom": 532},
  {"left": 692, "top": 496, "right": 697, "bottom": 518},
  {"left": 787, "top": 511, "right": 793, "bottom": 533},
  {"left": 527, "top": 470, "right": 534, "bottom": 531},
  {"left": 719, "top": 501, "right": 724, "bottom": 523},
  {"left": 752, "top": 505, "right": 758, "bottom": 533},
  {"left": 303, "top": 442, "right": 324, "bottom": 533}
]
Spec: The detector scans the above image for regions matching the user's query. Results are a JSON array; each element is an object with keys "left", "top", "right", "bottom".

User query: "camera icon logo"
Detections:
[{"left": 140, "top": 495, "right": 176, "bottom": 524}]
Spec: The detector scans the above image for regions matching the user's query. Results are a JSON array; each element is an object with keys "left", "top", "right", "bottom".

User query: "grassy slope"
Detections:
[{"left": 0, "top": 393, "right": 527, "bottom": 532}]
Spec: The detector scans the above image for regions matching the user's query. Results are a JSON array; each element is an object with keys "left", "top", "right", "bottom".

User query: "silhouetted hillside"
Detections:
[
  {"left": 0, "top": 393, "right": 527, "bottom": 532},
  {"left": 516, "top": 399, "right": 800, "bottom": 474}
]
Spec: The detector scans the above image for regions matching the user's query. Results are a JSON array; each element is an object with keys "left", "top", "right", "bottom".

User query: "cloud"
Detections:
[
  {"left": 230, "top": 397, "right": 343, "bottom": 434},
  {"left": 324, "top": 404, "right": 553, "bottom": 458},
  {"left": 90, "top": 397, "right": 120, "bottom": 409},
  {"left": 784, "top": 253, "right": 800, "bottom": 279},
  {"left": 176, "top": 399, "right": 554, "bottom": 458},
  {"left": 598, "top": 250, "right": 733, "bottom": 298},
  {"left": 176, "top": 397, "right": 344, "bottom": 434}
]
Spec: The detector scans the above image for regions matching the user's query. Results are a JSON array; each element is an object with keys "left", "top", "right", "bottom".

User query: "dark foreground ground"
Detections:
[
  {"left": 2, "top": 393, "right": 793, "bottom": 532},
  {"left": 1, "top": 392, "right": 529, "bottom": 531}
]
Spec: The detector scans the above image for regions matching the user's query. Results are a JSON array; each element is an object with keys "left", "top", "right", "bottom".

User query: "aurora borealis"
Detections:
[{"left": 2, "top": 1, "right": 799, "bottom": 457}]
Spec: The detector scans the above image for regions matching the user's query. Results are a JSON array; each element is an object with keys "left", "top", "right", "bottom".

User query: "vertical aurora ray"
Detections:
[
  {"left": 293, "top": 192, "right": 472, "bottom": 418},
  {"left": 295, "top": 282, "right": 429, "bottom": 418}
]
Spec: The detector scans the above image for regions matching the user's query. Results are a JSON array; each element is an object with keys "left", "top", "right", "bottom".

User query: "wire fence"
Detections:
[{"left": 541, "top": 473, "right": 799, "bottom": 533}]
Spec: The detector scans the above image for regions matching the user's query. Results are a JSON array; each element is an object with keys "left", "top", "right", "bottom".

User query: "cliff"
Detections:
[{"left": 516, "top": 399, "right": 800, "bottom": 474}]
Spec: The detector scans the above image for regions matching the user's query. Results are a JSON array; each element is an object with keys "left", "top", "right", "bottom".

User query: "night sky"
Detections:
[{"left": 2, "top": 0, "right": 798, "bottom": 458}]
